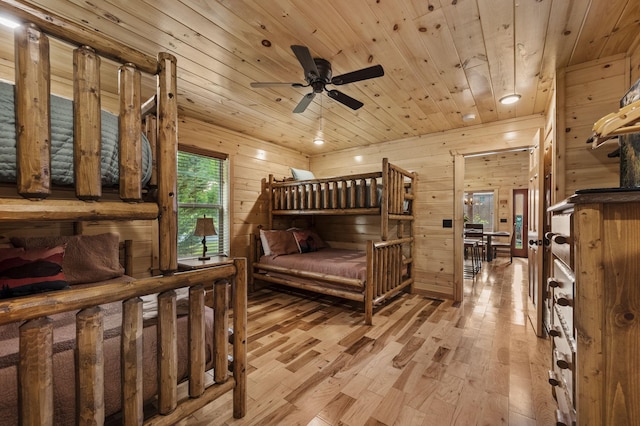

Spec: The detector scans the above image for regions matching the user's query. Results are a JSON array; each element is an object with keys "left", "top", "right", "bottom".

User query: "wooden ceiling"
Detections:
[{"left": 2, "top": 0, "right": 640, "bottom": 155}]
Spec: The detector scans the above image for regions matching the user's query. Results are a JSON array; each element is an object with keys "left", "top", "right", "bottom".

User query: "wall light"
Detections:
[{"left": 499, "top": 94, "right": 521, "bottom": 105}]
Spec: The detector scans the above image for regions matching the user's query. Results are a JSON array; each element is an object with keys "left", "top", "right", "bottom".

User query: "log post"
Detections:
[
  {"left": 73, "top": 46, "right": 102, "bottom": 200},
  {"left": 19, "top": 317, "right": 53, "bottom": 426},
  {"left": 365, "top": 243, "right": 374, "bottom": 326},
  {"left": 157, "top": 290, "right": 178, "bottom": 414},
  {"left": 14, "top": 24, "right": 51, "bottom": 199},
  {"left": 157, "top": 52, "right": 178, "bottom": 273},
  {"left": 118, "top": 63, "right": 143, "bottom": 202},
  {"left": 188, "top": 285, "right": 206, "bottom": 398},
  {"left": 121, "top": 298, "right": 143, "bottom": 426},
  {"left": 214, "top": 279, "right": 229, "bottom": 384},
  {"left": 233, "top": 258, "right": 247, "bottom": 418},
  {"left": 76, "top": 307, "right": 105, "bottom": 425}
]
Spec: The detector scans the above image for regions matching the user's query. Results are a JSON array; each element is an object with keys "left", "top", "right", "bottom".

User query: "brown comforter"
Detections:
[
  {"left": 0, "top": 296, "right": 215, "bottom": 425},
  {"left": 258, "top": 248, "right": 367, "bottom": 285}
]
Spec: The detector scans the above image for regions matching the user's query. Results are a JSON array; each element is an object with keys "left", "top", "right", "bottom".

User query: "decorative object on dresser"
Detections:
[{"left": 548, "top": 189, "right": 640, "bottom": 426}]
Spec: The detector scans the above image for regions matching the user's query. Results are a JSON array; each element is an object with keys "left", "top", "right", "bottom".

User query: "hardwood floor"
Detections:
[{"left": 181, "top": 257, "right": 556, "bottom": 425}]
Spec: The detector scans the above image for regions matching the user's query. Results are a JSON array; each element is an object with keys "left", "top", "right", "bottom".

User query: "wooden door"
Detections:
[
  {"left": 512, "top": 189, "right": 528, "bottom": 257},
  {"left": 527, "top": 129, "right": 545, "bottom": 337}
]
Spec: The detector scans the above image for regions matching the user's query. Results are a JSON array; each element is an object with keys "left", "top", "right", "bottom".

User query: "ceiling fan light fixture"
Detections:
[
  {"left": 313, "top": 138, "right": 324, "bottom": 145},
  {"left": 499, "top": 94, "right": 521, "bottom": 105}
]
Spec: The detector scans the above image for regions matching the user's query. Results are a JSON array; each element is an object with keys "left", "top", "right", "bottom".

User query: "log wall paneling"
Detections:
[
  {"left": 118, "top": 63, "right": 143, "bottom": 202},
  {"left": 15, "top": 24, "right": 51, "bottom": 199},
  {"left": 73, "top": 46, "right": 102, "bottom": 201},
  {"left": 75, "top": 306, "right": 105, "bottom": 425},
  {"left": 311, "top": 115, "right": 545, "bottom": 298},
  {"left": 563, "top": 56, "right": 626, "bottom": 197},
  {"left": 19, "top": 317, "right": 53, "bottom": 426},
  {"left": 157, "top": 52, "right": 178, "bottom": 273}
]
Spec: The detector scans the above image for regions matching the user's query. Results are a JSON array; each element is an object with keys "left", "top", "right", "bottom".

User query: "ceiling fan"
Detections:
[{"left": 250, "top": 45, "right": 384, "bottom": 113}]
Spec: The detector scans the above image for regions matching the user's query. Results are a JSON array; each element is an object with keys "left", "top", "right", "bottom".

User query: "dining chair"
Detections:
[
  {"left": 492, "top": 232, "right": 513, "bottom": 263},
  {"left": 464, "top": 223, "right": 486, "bottom": 260}
]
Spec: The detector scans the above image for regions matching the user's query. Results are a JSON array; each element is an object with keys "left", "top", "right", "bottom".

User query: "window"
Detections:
[
  {"left": 463, "top": 191, "right": 494, "bottom": 231},
  {"left": 177, "top": 149, "right": 229, "bottom": 259}
]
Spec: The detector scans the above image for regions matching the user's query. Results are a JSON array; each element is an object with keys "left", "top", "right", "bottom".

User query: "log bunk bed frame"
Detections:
[
  {"left": 0, "top": 4, "right": 246, "bottom": 425},
  {"left": 251, "top": 158, "right": 416, "bottom": 325}
]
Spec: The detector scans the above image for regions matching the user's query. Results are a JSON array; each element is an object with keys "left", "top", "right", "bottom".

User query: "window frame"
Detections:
[{"left": 176, "top": 145, "right": 229, "bottom": 260}]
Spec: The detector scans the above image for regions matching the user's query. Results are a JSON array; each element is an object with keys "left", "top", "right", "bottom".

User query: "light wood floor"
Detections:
[{"left": 180, "top": 257, "right": 556, "bottom": 425}]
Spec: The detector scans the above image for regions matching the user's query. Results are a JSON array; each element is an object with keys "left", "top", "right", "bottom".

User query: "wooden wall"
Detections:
[
  {"left": 630, "top": 37, "right": 640, "bottom": 84},
  {"left": 560, "top": 54, "right": 628, "bottom": 197},
  {"left": 178, "top": 116, "right": 309, "bottom": 259},
  {"left": 310, "top": 115, "right": 545, "bottom": 298}
]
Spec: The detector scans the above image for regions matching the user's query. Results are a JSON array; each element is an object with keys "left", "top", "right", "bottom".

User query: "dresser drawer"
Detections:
[
  {"left": 550, "top": 213, "right": 572, "bottom": 269},
  {"left": 549, "top": 259, "right": 575, "bottom": 329}
]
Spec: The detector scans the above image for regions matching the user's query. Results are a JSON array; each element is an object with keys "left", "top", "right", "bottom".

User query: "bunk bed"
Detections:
[
  {"left": 250, "top": 158, "right": 416, "bottom": 325},
  {"left": 0, "top": 4, "right": 246, "bottom": 425}
]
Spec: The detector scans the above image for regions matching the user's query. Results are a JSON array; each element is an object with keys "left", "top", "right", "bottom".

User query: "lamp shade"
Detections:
[{"left": 194, "top": 217, "right": 216, "bottom": 237}]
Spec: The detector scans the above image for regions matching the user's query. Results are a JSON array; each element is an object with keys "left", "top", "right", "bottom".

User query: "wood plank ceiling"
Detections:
[{"left": 1, "top": 0, "right": 639, "bottom": 155}]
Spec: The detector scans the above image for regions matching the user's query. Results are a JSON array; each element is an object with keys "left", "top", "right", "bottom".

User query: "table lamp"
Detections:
[{"left": 194, "top": 215, "right": 216, "bottom": 260}]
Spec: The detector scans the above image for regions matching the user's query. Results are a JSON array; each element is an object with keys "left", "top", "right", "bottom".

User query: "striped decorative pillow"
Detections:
[{"left": 0, "top": 246, "right": 69, "bottom": 298}]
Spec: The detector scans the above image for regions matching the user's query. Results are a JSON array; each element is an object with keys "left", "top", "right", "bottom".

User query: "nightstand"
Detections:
[
  {"left": 177, "top": 256, "right": 234, "bottom": 307},
  {"left": 177, "top": 256, "right": 233, "bottom": 271}
]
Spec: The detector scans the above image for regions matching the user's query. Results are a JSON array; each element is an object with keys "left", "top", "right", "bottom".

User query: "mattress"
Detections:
[
  {"left": 0, "top": 80, "right": 153, "bottom": 186},
  {"left": 258, "top": 248, "right": 368, "bottom": 283}
]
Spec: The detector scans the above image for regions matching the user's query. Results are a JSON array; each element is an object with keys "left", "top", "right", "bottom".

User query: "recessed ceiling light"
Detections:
[
  {"left": 499, "top": 94, "right": 521, "bottom": 105},
  {"left": 462, "top": 113, "right": 476, "bottom": 122},
  {"left": 0, "top": 16, "right": 20, "bottom": 29},
  {"left": 313, "top": 138, "right": 324, "bottom": 145}
]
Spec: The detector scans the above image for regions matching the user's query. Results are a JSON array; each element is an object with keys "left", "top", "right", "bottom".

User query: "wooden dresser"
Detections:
[{"left": 548, "top": 189, "right": 640, "bottom": 425}]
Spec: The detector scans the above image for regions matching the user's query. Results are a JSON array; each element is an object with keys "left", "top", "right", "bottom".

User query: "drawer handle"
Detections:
[
  {"left": 555, "top": 350, "right": 572, "bottom": 370},
  {"left": 548, "top": 370, "right": 560, "bottom": 387},
  {"left": 549, "top": 326, "right": 562, "bottom": 338},
  {"left": 556, "top": 294, "right": 572, "bottom": 307},
  {"left": 548, "top": 278, "right": 561, "bottom": 288},
  {"left": 552, "top": 234, "right": 570, "bottom": 245}
]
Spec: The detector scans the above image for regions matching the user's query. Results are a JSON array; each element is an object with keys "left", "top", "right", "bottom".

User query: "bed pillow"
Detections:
[
  {"left": 10, "top": 233, "right": 124, "bottom": 285},
  {"left": 290, "top": 167, "right": 316, "bottom": 180},
  {"left": 259, "top": 229, "right": 299, "bottom": 256},
  {"left": 291, "top": 229, "right": 328, "bottom": 253},
  {"left": 0, "top": 246, "right": 69, "bottom": 298}
]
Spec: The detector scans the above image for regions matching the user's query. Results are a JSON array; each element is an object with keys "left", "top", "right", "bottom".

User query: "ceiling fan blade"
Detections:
[
  {"left": 250, "top": 82, "right": 306, "bottom": 88},
  {"left": 293, "top": 92, "right": 316, "bottom": 113},
  {"left": 291, "top": 45, "right": 319, "bottom": 80},
  {"left": 331, "top": 64, "right": 384, "bottom": 85},
  {"left": 327, "top": 90, "right": 363, "bottom": 110}
]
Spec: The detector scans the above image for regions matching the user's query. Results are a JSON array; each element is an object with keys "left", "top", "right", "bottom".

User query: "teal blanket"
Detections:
[{"left": 0, "top": 81, "right": 152, "bottom": 186}]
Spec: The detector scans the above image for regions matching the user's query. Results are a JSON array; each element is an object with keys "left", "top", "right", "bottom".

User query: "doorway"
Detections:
[{"left": 512, "top": 188, "right": 528, "bottom": 257}]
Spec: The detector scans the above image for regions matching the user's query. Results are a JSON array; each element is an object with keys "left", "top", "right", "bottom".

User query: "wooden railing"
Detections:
[
  {"left": 269, "top": 171, "right": 383, "bottom": 214},
  {"left": 1, "top": 259, "right": 247, "bottom": 425},
  {"left": 266, "top": 159, "right": 416, "bottom": 240}
]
